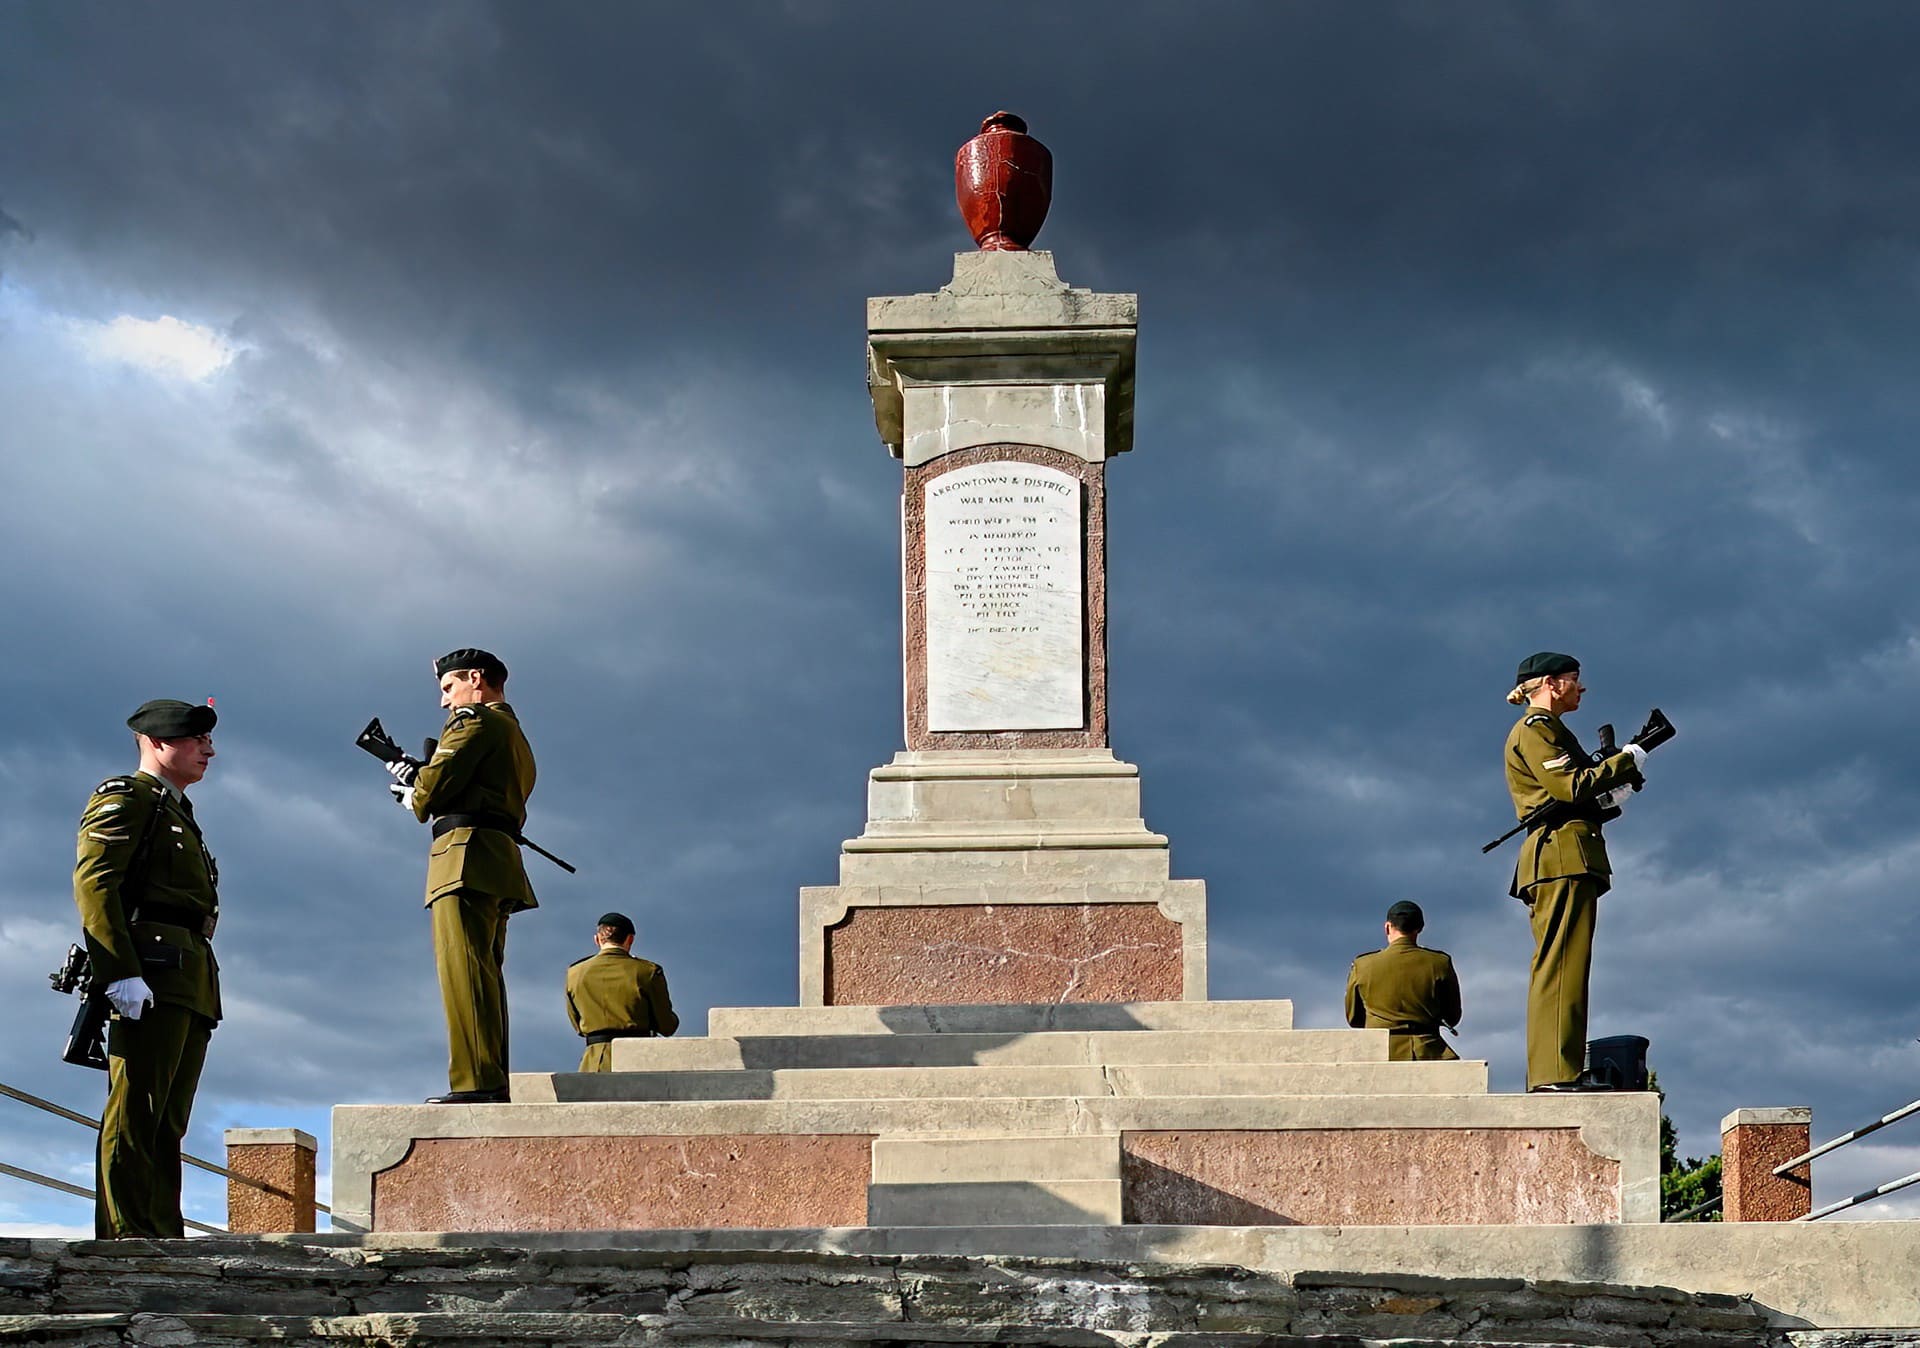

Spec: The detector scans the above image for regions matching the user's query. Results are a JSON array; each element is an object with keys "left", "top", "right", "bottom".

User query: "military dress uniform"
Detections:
[
  {"left": 1344, "top": 939, "right": 1461, "bottom": 1062},
  {"left": 1505, "top": 703, "right": 1642, "bottom": 1088},
  {"left": 74, "top": 767, "right": 220, "bottom": 1238},
  {"left": 409, "top": 700, "right": 538, "bottom": 1097},
  {"left": 565, "top": 948, "right": 679, "bottom": 1071}
]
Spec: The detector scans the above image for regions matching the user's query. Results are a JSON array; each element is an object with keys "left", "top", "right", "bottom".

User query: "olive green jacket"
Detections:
[
  {"left": 410, "top": 701, "right": 537, "bottom": 912},
  {"left": 1345, "top": 938, "right": 1459, "bottom": 1060},
  {"left": 73, "top": 772, "right": 221, "bottom": 1021},
  {"left": 1504, "top": 707, "right": 1643, "bottom": 898},
  {"left": 565, "top": 948, "right": 679, "bottom": 1038}
]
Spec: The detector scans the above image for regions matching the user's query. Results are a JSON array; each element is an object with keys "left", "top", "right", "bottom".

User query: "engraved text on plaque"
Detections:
[{"left": 924, "top": 462, "right": 1083, "bottom": 730}]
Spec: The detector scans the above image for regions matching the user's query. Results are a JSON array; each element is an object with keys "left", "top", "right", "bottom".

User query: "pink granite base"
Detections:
[
  {"left": 372, "top": 1135, "right": 873, "bottom": 1231},
  {"left": 1723, "top": 1120, "right": 1812, "bottom": 1222},
  {"left": 824, "top": 902, "right": 1183, "bottom": 1005},
  {"left": 1122, "top": 1129, "right": 1621, "bottom": 1225}
]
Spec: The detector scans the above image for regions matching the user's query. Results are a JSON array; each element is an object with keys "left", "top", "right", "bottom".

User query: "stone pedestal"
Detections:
[
  {"left": 801, "top": 749, "right": 1203, "bottom": 1005},
  {"left": 1720, "top": 1106, "right": 1812, "bottom": 1221},
  {"left": 223, "top": 1127, "right": 317, "bottom": 1234},
  {"left": 823, "top": 250, "right": 1197, "bottom": 1008}
]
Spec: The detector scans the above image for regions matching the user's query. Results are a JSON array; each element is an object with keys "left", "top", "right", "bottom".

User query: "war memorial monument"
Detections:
[{"left": 7, "top": 114, "right": 1918, "bottom": 1347}]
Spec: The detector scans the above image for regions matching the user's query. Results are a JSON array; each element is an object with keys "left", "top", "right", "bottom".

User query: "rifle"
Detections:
[
  {"left": 49, "top": 944, "right": 108, "bottom": 1071},
  {"left": 1482, "top": 708, "right": 1676, "bottom": 854},
  {"left": 356, "top": 717, "right": 577, "bottom": 873}
]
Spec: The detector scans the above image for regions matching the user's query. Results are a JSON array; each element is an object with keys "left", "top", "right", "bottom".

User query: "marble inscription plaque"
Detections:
[{"left": 925, "top": 462, "right": 1083, "bottom": 730}]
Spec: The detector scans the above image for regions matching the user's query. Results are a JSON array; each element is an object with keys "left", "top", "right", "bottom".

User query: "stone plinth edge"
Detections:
[
  {"left": 868, "top": 252, "right": 1137, "bottom": 464},
  {"left": 1721, "top": 1106, "right": 1812, "bottom": 1132},
  {"left": 224, "top": 1128, "right": 317, "bottom": 1150}
]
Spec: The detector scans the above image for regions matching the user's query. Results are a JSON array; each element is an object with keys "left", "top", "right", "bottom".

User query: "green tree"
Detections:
[{"left": 1653, "top": 1071, "right": 1723, "bottom": 1221}]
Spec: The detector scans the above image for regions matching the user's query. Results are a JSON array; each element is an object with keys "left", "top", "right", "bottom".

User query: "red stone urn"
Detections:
[{"left": 954, "top": 112, "right": 1053, "bottom": 251}]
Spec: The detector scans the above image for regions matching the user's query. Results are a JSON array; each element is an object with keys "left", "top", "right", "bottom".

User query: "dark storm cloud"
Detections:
[{"left": 2, "top": 0, "right": 1919, "bottom": 1229}]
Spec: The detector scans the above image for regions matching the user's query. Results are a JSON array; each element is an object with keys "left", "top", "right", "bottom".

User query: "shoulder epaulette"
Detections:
[
  {"left": 93, "top": 777, "right": 134, "bottom": 796},
  {"left": 1352, "top": 949, "right": 1376, "bottom": 963},
  {"left": 567, "top": 953, "right": 595, "bottom": 968},
  {"left": 450, "top": 706, "right": 481, "bottom": 722},
  {"left": 1523, "top": 713, "right": 1552, "bottom": 726}
]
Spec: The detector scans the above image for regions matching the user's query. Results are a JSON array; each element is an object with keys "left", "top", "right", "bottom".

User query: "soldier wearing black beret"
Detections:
[
  {"left": 384, "top": 649, "right": 538, "bottom": 1103},
  {"left": 74, "top": 699, "right": 222, "bottom": 1236},
  {"left": 1503, "top": 652, "right": 1646, "bottom": 1090},
  {"left": 1344, "top": 900, "right": 1461, "bottom": 1062}
]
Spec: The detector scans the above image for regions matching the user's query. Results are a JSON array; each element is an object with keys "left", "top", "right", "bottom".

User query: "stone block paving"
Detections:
[{"left": 4, "top": 1235, "right": 1897, "bottom": 1347}]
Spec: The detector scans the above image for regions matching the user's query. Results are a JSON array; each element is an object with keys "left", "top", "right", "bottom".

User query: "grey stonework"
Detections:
[{"left": 7, "top": 1238, "right": 1912, "bottom": 1347}]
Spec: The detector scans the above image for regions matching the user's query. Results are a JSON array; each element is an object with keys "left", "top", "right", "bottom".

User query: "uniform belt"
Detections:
[
  {"left": 583, "top": 1029, "right": 652, "bottom": 1045},
  {"left": 431, "top": 812, "right": 524, "bottom": 841},
  {"left": 130, "top": 902, "right": 217, "bottom": 939}
]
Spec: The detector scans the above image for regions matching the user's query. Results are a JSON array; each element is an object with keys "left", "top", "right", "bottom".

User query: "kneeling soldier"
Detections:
[
  {"left": 565, "top": 912, "right": 678, "bottom": 1071},
  {"left": 75, "top": 699, "right": 222, "bottom": 1238},
  {"left": 1344, "top": 900, "right": 1461, "bottom": 1062}
]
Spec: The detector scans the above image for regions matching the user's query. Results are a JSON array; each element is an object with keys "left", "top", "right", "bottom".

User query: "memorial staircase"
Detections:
[{"left": 331, "top": 994, "right": 1656, "bottom": 1234}]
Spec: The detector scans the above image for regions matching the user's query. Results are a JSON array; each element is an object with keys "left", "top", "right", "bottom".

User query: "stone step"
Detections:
[
  {"left": 870, "top": 1133, "right": 1121, "bottom": 1183},
  {"left": 513, "top": 1059, "right": 1487, "bottom": 1103},
  {"left": 706, "top": 999, "right": 1293, "bottom": 1037},
  {"left": 867, "top": 1179, "right": 1124, "bottom": 1226},
  {"left": 0, "top": 1314, "right": 1642, "bottom": 1348},
  {"left": 606, "top": 1028, "right": 1385, "bottom": 1072}
]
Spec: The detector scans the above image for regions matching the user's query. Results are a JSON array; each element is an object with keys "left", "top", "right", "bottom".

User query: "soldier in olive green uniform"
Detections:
[
  {"left": 565, "top": 912, "right": 679, "bottom": 1071},
  {"left": 1503, "top": 652, "right": 1647, "bottom": 1091},
  {"left": 386, "top": 649, "right": 537, "bottom": 1104},
  {"left": 74, "top": 699, "right": 222, "bottom": 1238},
  {"left": 1345, "top": 900, "right": 1461, "bottom": 1062}
]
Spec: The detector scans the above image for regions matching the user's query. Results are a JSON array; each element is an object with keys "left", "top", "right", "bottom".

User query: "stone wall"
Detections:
[{"left": 5, "top": 1237, "right": 1910, "bottom": 1346}]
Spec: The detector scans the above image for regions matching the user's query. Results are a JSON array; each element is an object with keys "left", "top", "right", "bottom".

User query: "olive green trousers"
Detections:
[
  {"left": 431, "top": 891, "right": 510, "bottom": 1094},
  {"left": 96, "top": 1003, "right": 213, "bottom": 1238},
  {"left": 1523, "top": 874, "right": 1599, "bottom": 1089}
]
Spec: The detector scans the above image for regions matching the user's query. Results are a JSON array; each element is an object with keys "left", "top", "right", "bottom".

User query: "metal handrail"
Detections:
[
  {"left": 0, "top": 1081, "right": 330, "bottom": 1215},
  {"left": 1800, "top": 1168, "right": 1920, "bottom": 1223},
  {"left": 1666, "top": 1193, "right": 1723, "bottom": 1222},
  {"left": 1766, "top": 1095, "right": 1920, "bottom": 1222},
  {"left": 0, "top": 1162, "right": 226, "bottom": 1235},
  {"left": 1773, "top": 1098, "right": 1920, "bottom": 1177}
]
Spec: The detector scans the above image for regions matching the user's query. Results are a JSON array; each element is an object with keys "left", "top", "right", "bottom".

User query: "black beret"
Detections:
[
  {"left": 1386, "top": 900, "right": 1425, "bottom": 932},
  {"left": 1515, "top": 651, "right": 1579, "bottom": 684},
  {"left": 434, "top": 648, "right": 508, "bottom": 682},
  {"left": 127, "top": 699, "right": 217, "bottom": 739},
  {"left": 597, "top": 912, "right": 635, "bottom": 941}
]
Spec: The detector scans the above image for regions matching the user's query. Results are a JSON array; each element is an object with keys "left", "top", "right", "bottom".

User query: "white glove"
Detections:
[
  {"left": 105, "top": 976, "right": 153, "bottom": 1019},
  {"left": 1625, "top": 744, "right": 1649, "bottom": 773},
  {"left": 388, "top": 783, "right": 416, "bottom": 810},
  {"left": 385, "top": 757, "right": 421, "bottom": 785}
]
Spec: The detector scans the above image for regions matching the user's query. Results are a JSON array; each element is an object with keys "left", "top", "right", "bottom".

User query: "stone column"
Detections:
[
  {"left": 1719, "top": 1107, "right": 1811, "bottom": 1222},
  {"left": 793, "top": 183, "right": 1206, "bottom": 1006},
  {"left": 224, "top": 1127, "right": 318, "bottom": 1233}
]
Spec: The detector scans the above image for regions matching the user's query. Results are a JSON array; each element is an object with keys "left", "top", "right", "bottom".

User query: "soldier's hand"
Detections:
[
  {"left": 385, "top": 756, "right": 422, "bottom": 786},
  {"left": 104, "top": 976, "right": 153, "bottom": 1020},
  {"left": 1597, "top": 784, "right": 1634, "bottom": 811},
  {"left": 1625, "top": 744, "right": 1649, "bottom": 774},
  {"left": 388, "top": 783, "right": 416, "bottom": 810}
]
